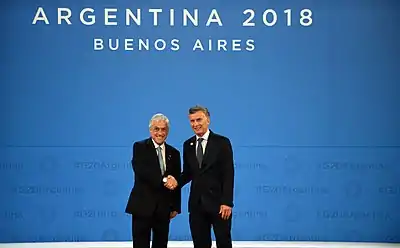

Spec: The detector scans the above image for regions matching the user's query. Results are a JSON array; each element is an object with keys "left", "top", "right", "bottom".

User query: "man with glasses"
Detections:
[{"left": 125, "top": 113, "right": 181, "bottom": 248}]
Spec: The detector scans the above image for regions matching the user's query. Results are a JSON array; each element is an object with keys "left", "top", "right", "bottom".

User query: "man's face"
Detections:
[
  {"left": 150, "top": 120, "right": 169, "bottom": 145},
  {"left": 189, "top": 111, "right": 210, "bottom": 136}
]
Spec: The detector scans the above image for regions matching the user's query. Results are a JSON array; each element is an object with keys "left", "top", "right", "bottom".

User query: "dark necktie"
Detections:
[{"left": 196, "top": 138, "right": 204, "bottom": 168}]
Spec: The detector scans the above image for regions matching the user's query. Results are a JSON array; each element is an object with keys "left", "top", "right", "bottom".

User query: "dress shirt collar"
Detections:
[
  {"left": 152, "top": 139, "right": 165, "bottom": 150},
  {"left": 196, "top": 129, "right": 210, "bottom": 141}
]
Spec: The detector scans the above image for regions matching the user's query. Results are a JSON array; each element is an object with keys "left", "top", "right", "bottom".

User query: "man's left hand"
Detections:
[
  {"left": 170, "top": 211, "right": 178, "bottom": 219},
  {"left": 219, "top": 205, "right": 232, "bottom": 220}
]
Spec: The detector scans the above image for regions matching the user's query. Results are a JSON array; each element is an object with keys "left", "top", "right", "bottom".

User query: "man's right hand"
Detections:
[{"left": 164, "top": 175, "right": 177, "bottom": 190}]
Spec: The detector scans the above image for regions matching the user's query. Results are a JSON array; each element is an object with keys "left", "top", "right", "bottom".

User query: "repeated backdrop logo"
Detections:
[
  {"left": 31, "top": 7, "right": 313, "bottom": 52},
  {"left": 1, "top": 147, "right": 399, "bottom": 242}
]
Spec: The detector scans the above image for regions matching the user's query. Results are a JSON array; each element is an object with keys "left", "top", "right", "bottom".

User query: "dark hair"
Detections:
[{"left": 188, "top": 105, "right": 210, "bottom": 117}]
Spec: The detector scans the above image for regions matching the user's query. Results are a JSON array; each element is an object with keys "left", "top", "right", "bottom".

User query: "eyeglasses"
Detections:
[{"left": 152, "top": 126, "right": 167, "bottom": 133}]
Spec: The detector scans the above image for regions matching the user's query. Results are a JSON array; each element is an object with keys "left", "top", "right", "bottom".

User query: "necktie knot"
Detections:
[{"left": 197, "top": 138, "right": 204, "bottom": 143}]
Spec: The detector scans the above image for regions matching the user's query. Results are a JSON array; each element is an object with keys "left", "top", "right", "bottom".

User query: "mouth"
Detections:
[{"left": 194, "top": 126, "right": 202, "bottom": 132}]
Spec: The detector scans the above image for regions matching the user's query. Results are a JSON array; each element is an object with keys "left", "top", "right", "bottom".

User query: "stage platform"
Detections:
[{"left": 0, "top": 241, "right": 399, "bottom": 248}]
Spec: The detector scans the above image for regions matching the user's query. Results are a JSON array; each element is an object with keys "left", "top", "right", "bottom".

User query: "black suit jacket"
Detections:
[
  {"left": 179, "top": 130, "right": 234, "bottom": 214},
  {"left": 125, "top": 138, "right": 181, "bottom": 218}
]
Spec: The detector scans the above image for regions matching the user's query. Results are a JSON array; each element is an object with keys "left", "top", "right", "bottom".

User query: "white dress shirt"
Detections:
[{"left": 196, "top": 129, "right": 210, "bottom": 154}]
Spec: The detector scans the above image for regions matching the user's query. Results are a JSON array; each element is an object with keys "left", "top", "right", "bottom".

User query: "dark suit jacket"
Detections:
[
  {"left": 125, "top": 138, "right": 181, "bottom": 218},
  {"left": 179, "top": 130, "right": 234, "bottom": 214}
]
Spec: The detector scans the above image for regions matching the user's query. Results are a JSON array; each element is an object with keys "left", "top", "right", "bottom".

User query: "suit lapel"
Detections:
[
  {"left": 187, "top": 136, "right": 199, "bottom": 169},
  {"left": 165, "top": 144, "right": 172, "bottom": 172},
  {"left": 146, "top": 138, "right": 162, "bottom": 175},
  {"left": 146, "top": 137, "right": 157, "bottom": 157}
]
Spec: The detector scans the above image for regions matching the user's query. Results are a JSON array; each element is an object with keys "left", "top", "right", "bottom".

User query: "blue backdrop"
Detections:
[{"left": 1, "top": 0, "right": 399, "bottom": 244}]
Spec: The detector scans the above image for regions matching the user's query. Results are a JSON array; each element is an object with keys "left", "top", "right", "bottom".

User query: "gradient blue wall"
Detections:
[{"left": 1, "top": 0, "right": 399, "bottom": 244}]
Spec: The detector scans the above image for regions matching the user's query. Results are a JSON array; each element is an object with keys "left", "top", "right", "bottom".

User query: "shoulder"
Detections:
[
  {"left": 183, "top": 136, "right": 196, "bottom": 146},
  {"left": 166, "top": 143, "right": 180, "bottom": 154},
  {"left": 182, "top": 136, "right": 196, "bottom": 152},
  {"left": 210, "top": 131, "right": 231, "bottom": 145},
  {"left": 133, "top": 138, "right": 150, "bottom": 148}
]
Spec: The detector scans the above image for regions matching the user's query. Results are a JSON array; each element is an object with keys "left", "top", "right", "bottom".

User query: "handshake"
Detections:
[{"left": 163, "top": 175, "right": 178, "bottom": 190}]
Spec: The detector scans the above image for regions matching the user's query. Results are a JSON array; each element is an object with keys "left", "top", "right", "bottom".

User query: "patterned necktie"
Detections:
[
  {"left": 197, "top": 138, "right": 204, "bottom": 168},
  {"left": 156, "top": 146, "right": 165, "bottom": 174}
]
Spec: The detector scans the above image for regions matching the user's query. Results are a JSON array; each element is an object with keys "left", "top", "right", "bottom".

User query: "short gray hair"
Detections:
[{"left": 149, "top": 113, "right": 170, "bottom": 128}]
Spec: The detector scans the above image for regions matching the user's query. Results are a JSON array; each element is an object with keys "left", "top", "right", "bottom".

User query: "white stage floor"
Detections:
[{"left": 0, "top": 241, "right": 399, "bottom": 248}]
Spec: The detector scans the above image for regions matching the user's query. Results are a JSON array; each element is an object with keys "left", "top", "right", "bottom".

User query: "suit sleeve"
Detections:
[
  {"left": 172, "top": 150, "right": 182, "bottom": 213},
  {"left": 179, "top": 143, "right": 192, "bottom": 187},
  {"left": 131, "top": 142, "right": 163, "bottom": 189},
  {"left": 221, "top": 138, "right": 235, "bottom": 207}
]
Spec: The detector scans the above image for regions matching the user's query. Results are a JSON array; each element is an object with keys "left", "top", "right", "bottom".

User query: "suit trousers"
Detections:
[
  {"left": 132, "top": 213, "right": 170, "bottom": 248},
  {"left": 189, "top": 203, "right": 232, "bottom": 248}
]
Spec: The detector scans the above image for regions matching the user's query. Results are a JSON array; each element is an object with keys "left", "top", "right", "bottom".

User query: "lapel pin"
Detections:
[{"left": 190, "top": 142, "right": 193, "bottom": 146}]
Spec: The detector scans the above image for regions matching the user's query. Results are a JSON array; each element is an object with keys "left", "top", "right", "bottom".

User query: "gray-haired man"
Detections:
[{"left": 125, "top": 113, "right": 181, "bottom": 248}]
